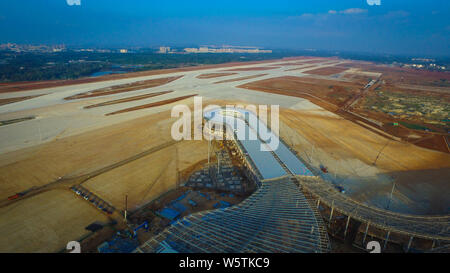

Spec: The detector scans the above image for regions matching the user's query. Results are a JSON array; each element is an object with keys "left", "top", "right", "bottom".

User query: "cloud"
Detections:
[
  {"left": 339, "top": 8, "right": 368, "bottom": 15},
  {"left": 327, "top": 8, "right": 368, "bottom": 15},
  {"left": 291, "top": 7, "right": 369, "bottom": 22},
  {"left": 66, "top": 0, "right": 81, "bottom": 6},
  {"left": 384, "top": 10, "right": 410, "bottom": 19},
  {"left": 367, "top": 0, "right": 381, "bottom": 6}
]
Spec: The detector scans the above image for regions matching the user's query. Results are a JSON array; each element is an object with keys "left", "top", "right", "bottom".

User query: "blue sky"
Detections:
[{"left": 0, "top": 0, "right": 449, "bottom": 56}]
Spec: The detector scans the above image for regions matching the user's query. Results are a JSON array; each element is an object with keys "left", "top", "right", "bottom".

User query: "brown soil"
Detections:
[
  {"left": 0, "top": 189, "right": 110, "bottom": 253},
  {"left": 281, "top": 56, "right": 326, "bottom": 61},
  {"left": 279, "top": 108, "right": 450, "bottom": 213},
  {"left": 239, "top": 76, "right": 449, "bottom": 153},
  {"left": 0, "top": 58, "right": 294, "bottom": 93},
  {"left": 0, "top": 98, "right": 239, "bottom": 252},
  {"left": 0, "top": 110, "right": 174, "bottom": 200},
  {"left": 105, "top": 94, "right": 198, "bottom": 116},
  {"left": 341, "top": 62, "right": 450, "bottom": 87},
  {"left": 238, "top": 76, "right": 363, "bottom": 108},
  {"left": 196, "top": 73, "right": 237, "bottom": 79},
  {"left": 82, "top": 140, "right": 208, "bottom": 211},
  {"left": 0, "top": 116, "right": 35, "bottom": 127},
  {"left": 214, "top": 74, "right": 267, "bottom": 84},
  {"left": 303, "top": 66, "right": 349, "bottom": 76},
  {"left": 285, "top": 65, "right": 318, "bottom": 72},
  {"left": 0, "top": 95, "right": 44, "bottom": 106},
  {"left": 224, "top": 66, "right": 280, "bottom": 72},
  {"left": 298, "top": 59, "right": 333, "bottom": 64},
  {"left": 84, "top": 91, "right": 173, "bottom": 109},
  {"left": 65, "top": 76, "right": 182, "bottom": 100}
]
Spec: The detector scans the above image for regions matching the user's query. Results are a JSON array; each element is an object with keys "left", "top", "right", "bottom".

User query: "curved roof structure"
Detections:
[
  {"left": 135, "top": 107, "right": 330, "bottom": 253},
  {"left": 135, "top": 177, "right": 330, "bottom": 253},
  {"left": 299, "top": 176, "right": 450, "bottom": 242}
]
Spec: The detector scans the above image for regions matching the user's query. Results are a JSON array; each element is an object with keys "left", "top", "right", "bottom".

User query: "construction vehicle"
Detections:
[
  {"left": 336, "top": 185, "right": 345, "bottom": 193},
  {"left": 132, "top": 221, "right": 149, "bottom": 238},
  {"left": 8, "top": 194, "right": 21, "bottom": 201}
]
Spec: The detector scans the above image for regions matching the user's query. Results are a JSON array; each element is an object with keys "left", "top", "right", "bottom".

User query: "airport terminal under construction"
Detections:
[
  {"left": 0, "top": 57, "right": 449, "bottom": 253},
  {"left": 135, "top": 108, "right": 449, "bottom": 253}
]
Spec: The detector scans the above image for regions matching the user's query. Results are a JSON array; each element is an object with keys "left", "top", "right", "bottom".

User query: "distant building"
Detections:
[
  {"left": 183, "top": 46, "right": 272, "bottom": 54},
  {"left": 119, "top": 49, "right": 128, "bottom": 53},
  {"left": 0, "top": 43, "right": 66, "bottom": 53},
  {"left": 184, "top": 48, "right": 199, "bottom": 53},
  {"left": 158, "top": 47, "right": 171, "bottom": 54}
]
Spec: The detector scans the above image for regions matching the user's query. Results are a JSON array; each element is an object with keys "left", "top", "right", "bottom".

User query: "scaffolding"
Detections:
[
  {"left": 297, "top": 176, "right": 450, "bottom": 246},
  {"left": 135, "top": 177, "right": 330, "bottom": 253}
]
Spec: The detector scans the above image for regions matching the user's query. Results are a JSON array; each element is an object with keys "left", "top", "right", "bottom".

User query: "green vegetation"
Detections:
[
  {"left": 398, "top": 121, "right": 431, "bottom": 131},
  {"left": 0, "top": 51, "right": 295, "bottom": 82},
  {"left": 430, "top": 79, "right": 450, "bottom": 87},
  {"left": 361, "top": 88, "right": 450, "bottom": 131}
]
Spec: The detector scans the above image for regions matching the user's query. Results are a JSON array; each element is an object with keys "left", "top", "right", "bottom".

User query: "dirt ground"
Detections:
[
  {"left": 341, "top": 62, "right": 450, "bottom": 87},
  {"left": 0, "top": 59, "right": 291, "bottom": 93},
  {"left": 196, "top": 73, "right": 237, "bottom": 79},
  {"left": 303, "top": 66, "right": 349, "bottom": 76},
  {"left": 239, "top": 76, "right": 363, "bottom": 108},
  {"left": 84, "top": 91, "right": 173, "bottom": 109},
  {"left": 0, "top": 189, "right": 110, "bottom": 253},
  {"left": 0, "top": 95, "right": 43, "bottom": 106},
  {"left": 83, "top": 140, "right": 208, "bottom": 211},
  {"left": 224, "top": 66, "right": 280, "bottom": 72},
  {"left": 65, "top": 76, "right": 182, "bottom": 100},
  {"left": 239, "top": 74, "right": 450, "bottom": 154},
  {"left": 277, "top": 59, "right": 333, "bottom": 66},
  {"left": 285, "top": 65, "right": 318, "bottom": 72},
  {"left": 0, "top": 102, "right": 211, "bottom": 252},
  {"left": 105, "top": 94, "right": 198, "bottom": 116},
  {"left": 214, "top": 74, "right": 267, "bottom": 84},
  {"left": 0, "top": 109, "right": 182, "bottom": 200},
  {"left": 0, "top": 57, "right": 448, "bottom": 254}
]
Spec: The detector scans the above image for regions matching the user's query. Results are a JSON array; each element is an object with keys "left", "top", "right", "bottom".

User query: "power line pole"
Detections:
[
  {"left": 208, "top": 137, "right": 211, "bottom": 166},
  {"left": 124, "top": 195, "right": 128, "bottom": 223},
  {"left": 217, "top": 152, "right": 220, "bottom": 173},
  {"left": 373, "top": 140, "right": 390, "bottom": 166}
]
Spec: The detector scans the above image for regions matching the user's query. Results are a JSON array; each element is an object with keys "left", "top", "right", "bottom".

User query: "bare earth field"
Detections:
[
  {"left": 83, "top": 140, "right": 208, "bottom": 211},
  {"left": 238, "top": 76, "right": 363, "bottom": 107},
  {"left": 214, "top": 74, "right": 268, "bottom": 84},
  {"left": 278, "top": 108, "right": 450, "bottom": 214},
  {"left": 0, "top": 189, "right": 110, "bottom": 253},
  {"left": 0, "top": 95, "right": 43, "bottom": 106},
  {"left": 0, "top": 57, "right": 449, "bottom": 252},
  {"left": 341, "top": 62, "right": 450, "bottom": 87},
  {"left": 224, "top": 66, "right": 280, "bottom": 71},
  {"left": 0, "top": 59, "right": 286, "bottom": 93},
  {"left": 239, "top": 73, "right": 450, "bottom": 153},
  {"left": 105, "top": 94, "right": 198, "bottom": 116},
  {"left": 303, "top": 66, "right": 349, "bottom": 76},
  {"left": 196, "top": 73, "right": 237, "bottom": 79},
  {"left": 65, "top": 76, "right": 183, "bottom": 100},
  {"left": 84, "top": 91, "right": 173, "bottom": 109},
  {"left": 285, "top": 65, "right": 317, "bottom": 72},
  {"left": 0, "top": 110, "right": 179, "bottom": 200}
]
